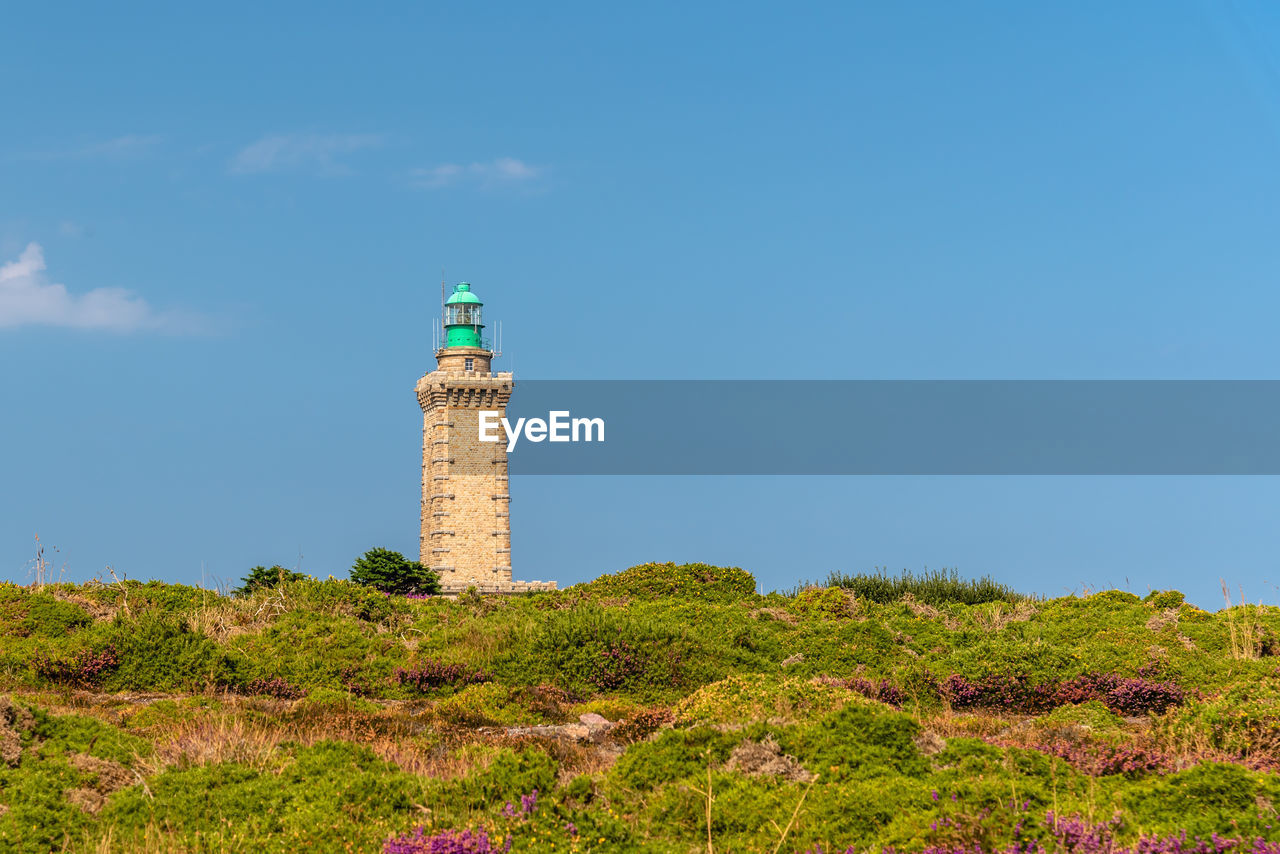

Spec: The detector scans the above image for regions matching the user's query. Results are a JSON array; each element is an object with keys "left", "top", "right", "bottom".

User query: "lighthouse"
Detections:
[{"left": 414, "top": 282, "right": 555, "bottom": 594}]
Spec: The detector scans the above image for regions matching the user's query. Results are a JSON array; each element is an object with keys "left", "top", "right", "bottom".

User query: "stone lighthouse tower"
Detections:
[{"left": 415, "top": 282, "right": 554, "bottom": 594}]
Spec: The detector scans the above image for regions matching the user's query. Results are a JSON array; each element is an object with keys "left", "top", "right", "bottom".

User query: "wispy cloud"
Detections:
[
  {"left": 409, "top": 157, "right": 542, "bottom": 190},
  {"left": 77, "top": 134, "right": 164, "bottom": 159},
  {"left": 22, "top": 134, "right": 164, "bottom": 161},
  {"left": 0, "top": 243, "right": 198, "bottom": 333},
  {"left": 229, "top": 133, "right": 384, "bottom": 175}
]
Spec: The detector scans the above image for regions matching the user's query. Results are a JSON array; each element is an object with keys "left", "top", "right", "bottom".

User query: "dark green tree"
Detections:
[
  {"left": 349, "top": 548, "right": 440, "bottom": 596},
  {"left": 233, "top": 565, "right": 306, "bottom": 597}
]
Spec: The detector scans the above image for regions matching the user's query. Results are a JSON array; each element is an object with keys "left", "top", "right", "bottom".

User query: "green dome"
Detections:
[{"left": 445, "top": 283, "right": 483, "bottom": 305}]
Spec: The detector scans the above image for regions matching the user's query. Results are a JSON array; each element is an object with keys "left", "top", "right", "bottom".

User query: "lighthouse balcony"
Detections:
[{"left": 436, "top": 336, "right": 492, "bottom": 353}]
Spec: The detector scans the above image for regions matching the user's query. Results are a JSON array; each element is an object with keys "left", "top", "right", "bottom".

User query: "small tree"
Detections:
[
  {"left": 234, "top": 565, "right": 306, "bottom": 597},
  {"left": 350, "top": 548, "right": 440, "bottom": 596}
]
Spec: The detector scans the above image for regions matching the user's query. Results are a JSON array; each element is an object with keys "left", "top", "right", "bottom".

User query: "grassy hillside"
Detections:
[{"left": 2, "top": 563, "right": 1279, "bottom": 853}]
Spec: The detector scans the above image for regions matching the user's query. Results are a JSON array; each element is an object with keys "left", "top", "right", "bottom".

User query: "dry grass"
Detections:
[
  {"left": 121, "top": 696, "right": 609, "bottom": 785},
  {"left": 1219, "top": 581, "right": 1277, "bottom": 661},
  {"left": 185, "top": 590, "right": 292, "bottom": 642},
  {"left": 140, "top": 714, "right": 286, "bottom": 773},
  {"left": 50, "top": 589, "right": 119, "bottom": 623},
  {"left": 436, "top": 619, "right": 517, "bottom": 670},
  {"left": 900, "top": 595, "right": 961, "bottom": 631},
  {"left": 1145, "top": 609, "right": 1179, "bottom": 632},
  {"left": 970, "top": 600, "right": 1037, "bottom": 633},
  {"left": 84, "top": 819, "right": 271, "bottom": 854},
  {"left": 749, "top": 607, "right": 798, "bottom": 625},
  {"left": 923, "top": 710, "right": 1016, "bottom": 741}
]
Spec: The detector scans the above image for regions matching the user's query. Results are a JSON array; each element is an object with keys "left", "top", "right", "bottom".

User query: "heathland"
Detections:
[{"left": 2, "top": 563, "right": 1279, "bottom": 853}]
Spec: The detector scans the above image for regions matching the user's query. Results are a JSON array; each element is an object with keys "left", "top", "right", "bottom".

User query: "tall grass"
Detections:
[
  {"left": 819, "top": 567, "right": 1024, "bottom": 606},
  {"left": 1221, "top": 580, "right": 1263, "bottom": 660}
]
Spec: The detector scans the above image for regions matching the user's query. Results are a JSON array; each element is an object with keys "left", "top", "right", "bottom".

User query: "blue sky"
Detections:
[{"left": 4, "top": 1, "right": 1280, "bottom": 606}]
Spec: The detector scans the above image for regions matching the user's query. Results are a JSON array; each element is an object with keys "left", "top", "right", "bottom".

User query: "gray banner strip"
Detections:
[{"left": 454, "top": 380, "right": 1280, "bottom": 474}]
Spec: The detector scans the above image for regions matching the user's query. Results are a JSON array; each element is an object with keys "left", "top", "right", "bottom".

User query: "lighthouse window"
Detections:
[
  {"left": 447, "top": 304, "right": 481, "bottom": 325},
  {"left": 465, "top": 358, "right": 474, "bottom": 371}
]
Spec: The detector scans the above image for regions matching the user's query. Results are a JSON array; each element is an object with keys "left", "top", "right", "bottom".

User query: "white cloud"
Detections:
[
  {"left": 229, "top": 133, "right": 384, "bottom": 175},
  {"left": 24, "top": 135, "right": 164, "bottom": 161},
  {"left": 410, "top": 157, "right": 542, "bottom": 189},
  {"left": 0, "top": 243, "right": 194, "bottom": 333},
  {"left": 75, "top": 134, "right": 164, "bottom": 159}
]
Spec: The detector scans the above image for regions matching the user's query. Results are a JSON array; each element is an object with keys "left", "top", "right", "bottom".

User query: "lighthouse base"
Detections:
[{"left": 438, "top": 577, "right": 558, "bottom": 597}]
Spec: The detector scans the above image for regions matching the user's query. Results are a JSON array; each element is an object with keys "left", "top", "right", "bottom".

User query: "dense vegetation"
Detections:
[
  {"left": 1, "top": 562, "right": 1279, "bottom": 853},
  {"left": 820, "top": 567, "right": 1023, "bottom": 606}
]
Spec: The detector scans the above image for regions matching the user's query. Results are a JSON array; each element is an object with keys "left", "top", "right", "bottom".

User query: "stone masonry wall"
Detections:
[{"left": 416, "top": 348, "right": 555, "bottom": 593}]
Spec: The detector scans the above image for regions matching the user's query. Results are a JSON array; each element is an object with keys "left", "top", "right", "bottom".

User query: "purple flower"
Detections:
[
  {"left": 384, "top": 827, "right": 508, "bottom": 854},
  {"left": 394, "top": 660, "right": 491, "bottom": 693}
]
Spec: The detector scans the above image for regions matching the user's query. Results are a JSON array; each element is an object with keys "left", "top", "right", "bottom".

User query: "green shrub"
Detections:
[
  {"left": 433, "top": 683, "right": 540, "bottom": 726},
  {"left": 611, "top": 726, "right": 748, "bottom": 789},
  {"left": 528, "top": 604, "right": 701, "bottom": 699},
  {"left": 98, "top": 741, "right": 420, "bottom": 850},
  {"left": 448, "top": 746, "right": 559, "bottom": 810},
  {"left": 822, "top": 568, "right": 1022, "bottom": 605},
  {"left": 581, "top": 562, "right": 757, "bottom": 600},
  {"left": 1033, "top": 699, "right": 1128, "bottom": 743},
  {"left": 1179, "top": 603, "right": 1214, "bottom": 623},
  {"left": 777, "top": 703, "right": 928, "bottom": 781},
  {"left": 19, "top": 595, "right": 92, "bottom": 637},
  {"left": 350, "top": 585, "right": 408, "bottom": 623},
  {"left": 1120, "top": 762, "right": 1279, "bottom": 838},
  {"left": 116, "top": 580, "right": 209, "bottom": 613},
  {"left": 0, "top": 704, "right": 153, "bottom": 853},
  {"left": 26, "top": 704, "right": 152, "bottom": 764},
  {"left": 788, "top": 586, "right": 859, "bottom": 619},
  {"left": 1144, "top": 590, "right": 1186, "bottom": 609},
  {"left": 349, "top": 548, "right": 440, "bottom": 596},
  {"left": 295, "top": 687, "right": 382, "bottom": 714},
  {"left": 103, "top": 613, "right": 235, "bottom": 691},
  {"left": 233, "top": 565, "right": 308, "bottom": 597},
  {"left": 1088, "top": 590, "right": 1141, "bottom": 605},
  {"left": 1156, "top": 681, "right": 1280, "bottom": 758},
  {"left": 673, "top": 674, "right": 860, "bottom": 726},
  {"left": 229, "top": 610, "right": 405, "bottom": 692}
]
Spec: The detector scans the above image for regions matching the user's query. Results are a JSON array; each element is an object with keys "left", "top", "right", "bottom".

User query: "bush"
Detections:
[
  {"left": 394, "top": 660, "right": 490, "bottom": 694},
  {"left": 612, "top": 726, "right": 747, "bottom": 789},
  {"left": 613, "top": 708, "right": 675, "bottom": 743},
  {"left": 529, "top": 604, "right": 698, "bottom": 698},
  {"left": 1088, "top": 590, "right": 1141, "bottom": 606},
  {"left": 822, "top": 568, "right": 1022, "bottom": 605},
  {"left": 233, "top": 565, "right": 307, "bottom": 597},
  {"left": 31, "top": 645, "right": 120, "bottom": 688},
  {"left": 673, "top": 674, "right": 859, "bottom": 726},
  {"left": 939, "top": 672, "right": 1186, "bottom": 716},
  {"left": 104, "top": 614, "right": 236, "bottom": 691},
  {"left": 20, "top": 595, "right": 93, "bottom": 637},
  {"left": 350, "top": 548, "right": 440, "bottom": 597},
  {"left": 1035, "top": 740, "right": 1171, "bottom": 777},
  {"left": 778, "top": 702, "right": 929, "bottom": 781},
  {"left": 1156, "top": 681, "right": 1280, "bottom": 759},
  {"left": 1144, "top": 589, "right": 1186, "bottom": 609},
  {"left": 434, "top": 683, "right": 544, "bottom": 726},
  {"left": 788, "top": 586, "right": 859, "bottom": 619},
  {"left": 581, "top": 562, "right": 757, "bottom": 600},
  {"left": 240, "top": 676, "right": 304, "bottom": 700}
]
